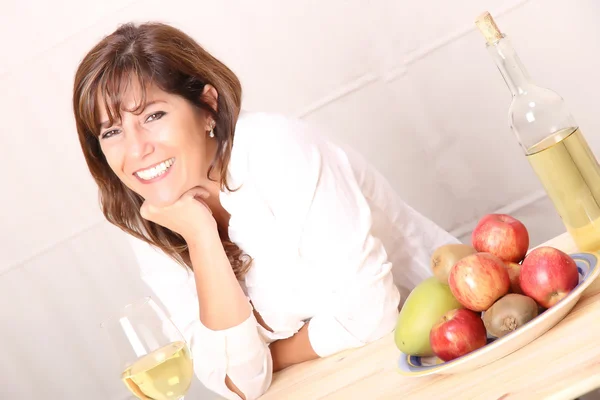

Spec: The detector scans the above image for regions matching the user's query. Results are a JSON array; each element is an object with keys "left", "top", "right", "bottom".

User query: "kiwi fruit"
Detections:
[
  {"left": 430, "top": 244, "right": 477, "bottom": 284},
  {"left": 482, "top": 293, "right": 539, "bottom": 338}
]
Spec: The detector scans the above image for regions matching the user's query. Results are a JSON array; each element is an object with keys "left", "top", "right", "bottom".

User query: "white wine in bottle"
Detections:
[
  {"left": 121, "top": 341, "right": 193, "bottom": 400},
  {"left": 475, "top": 12, "right": 600, "bottom": 252}
]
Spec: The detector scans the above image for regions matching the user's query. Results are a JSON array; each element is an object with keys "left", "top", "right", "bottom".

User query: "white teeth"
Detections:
[{"left": 136, "top": 158, "right": 174, "bottom": 180}]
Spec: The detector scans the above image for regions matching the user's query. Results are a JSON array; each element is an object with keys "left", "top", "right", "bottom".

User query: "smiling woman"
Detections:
[
  {"left": 71, "top": 22, "right": 459, "bottom": 400},
  {"left": 95, "top": 82, "right": 219, "bottom": 208}
]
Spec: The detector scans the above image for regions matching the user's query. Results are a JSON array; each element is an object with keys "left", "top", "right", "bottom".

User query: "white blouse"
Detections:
[{"left": 127, "top": 111, "right": 459, "bottom": 399}]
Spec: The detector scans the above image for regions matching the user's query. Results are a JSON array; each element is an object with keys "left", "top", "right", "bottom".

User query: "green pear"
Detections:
[{"left": 394, "top": 277, "right": 463, "bottom": 357}]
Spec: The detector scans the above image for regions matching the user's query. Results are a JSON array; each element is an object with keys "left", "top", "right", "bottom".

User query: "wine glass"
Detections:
[{"left": 101, "top": 296, "right": 194, "bottom": 400}]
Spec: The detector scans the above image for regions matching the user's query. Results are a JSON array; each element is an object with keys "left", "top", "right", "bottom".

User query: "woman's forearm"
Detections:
[
  {"left": 187, "top": 230, "right": 250, "bottom": 330},
  {"left": 270, "top": 322, "right": 320, "bottom": 372},
  {"left": 188, "top": 229, "right": 318, "bottom": 378},
  {"left": 187, "top": 231, "right": 252, "bottom": 399}
]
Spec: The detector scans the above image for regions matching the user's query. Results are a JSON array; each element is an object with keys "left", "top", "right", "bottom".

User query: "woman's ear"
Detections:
[{"left": 201, "top": 84, "right": 219, "bottom": 112}]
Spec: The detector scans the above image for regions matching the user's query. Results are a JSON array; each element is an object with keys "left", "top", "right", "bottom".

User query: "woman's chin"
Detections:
[{"left": 143, "top": 191, "right": 182, "bottom": 208}]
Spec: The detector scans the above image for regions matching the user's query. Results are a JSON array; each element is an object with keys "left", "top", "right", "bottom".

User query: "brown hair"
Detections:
[{"left": 72, "top": 22, "right": 252, "bottom": 279}]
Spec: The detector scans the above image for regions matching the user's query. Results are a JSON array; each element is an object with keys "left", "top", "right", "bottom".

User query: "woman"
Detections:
[{"left": 72, "top": 22, "right": 458, "bottom": 400}]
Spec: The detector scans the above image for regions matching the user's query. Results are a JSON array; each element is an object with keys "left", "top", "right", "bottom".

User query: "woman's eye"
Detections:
[
  {"left": 100, "top": 129, "right": 120, "bottom": 139},
  {"left": 146, "top": 111, "right": 166, "bottom": 123}
]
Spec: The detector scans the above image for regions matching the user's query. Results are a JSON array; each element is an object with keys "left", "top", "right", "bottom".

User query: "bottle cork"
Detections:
[{"left": 475, "top": 11, "right": 503, "bottom": 44}]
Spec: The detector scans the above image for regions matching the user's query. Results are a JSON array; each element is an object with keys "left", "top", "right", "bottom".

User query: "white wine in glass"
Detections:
[{"left": 101, "top": 296, "right": 194, "bottom": 400}]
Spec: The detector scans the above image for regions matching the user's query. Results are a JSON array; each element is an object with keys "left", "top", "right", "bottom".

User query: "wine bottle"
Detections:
[{"left": 475, "top": 11, "right": 600, "bottom": 252}]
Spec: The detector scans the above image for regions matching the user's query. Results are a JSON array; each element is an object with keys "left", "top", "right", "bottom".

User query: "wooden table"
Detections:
[{"left": 260, "top": 232, "right": 600, "bottom": 400}]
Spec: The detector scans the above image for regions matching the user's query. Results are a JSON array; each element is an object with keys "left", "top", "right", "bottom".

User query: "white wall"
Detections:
[{"left": 2, "top": 0, "right": 599, "bottom": 398}]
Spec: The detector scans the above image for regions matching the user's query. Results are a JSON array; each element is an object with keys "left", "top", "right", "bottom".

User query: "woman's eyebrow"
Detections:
[{"left": 98, "top": 99, "right": 167, "bottom": 129}]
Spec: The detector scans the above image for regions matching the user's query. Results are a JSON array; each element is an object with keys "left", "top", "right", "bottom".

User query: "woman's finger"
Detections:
[
  {"left": 181, "top": 186, "right": 210, "bottom": 201},
  {"left": 192, "top": 194, "right": 212, "bottom": 215}
]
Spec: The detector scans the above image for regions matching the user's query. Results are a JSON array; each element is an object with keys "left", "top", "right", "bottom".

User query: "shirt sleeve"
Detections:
[
  {"left": 126, "top": 234, "right": 272, "bottom": 400},
  {"left": 245, "top": 113, "right": 456, "bottom": 357}
]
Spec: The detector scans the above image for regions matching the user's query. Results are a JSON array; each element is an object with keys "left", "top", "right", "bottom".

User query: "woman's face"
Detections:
[{"left": 97, "top": 82, "right": 217, "bottom": 207}]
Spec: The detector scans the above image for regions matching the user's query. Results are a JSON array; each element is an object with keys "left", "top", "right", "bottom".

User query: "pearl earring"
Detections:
[{"left": 208, "top": 121, "right": 216, "bottom": 138}]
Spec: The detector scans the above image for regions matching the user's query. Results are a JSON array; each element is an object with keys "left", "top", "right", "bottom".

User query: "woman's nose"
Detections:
[{"left": 126, "top": 125, "right": 153, "bottom": 159}]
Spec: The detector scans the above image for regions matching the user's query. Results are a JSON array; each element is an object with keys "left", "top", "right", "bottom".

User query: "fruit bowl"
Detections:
[{"left": 397, "top": 252, "right": 599, "bottom": 376}]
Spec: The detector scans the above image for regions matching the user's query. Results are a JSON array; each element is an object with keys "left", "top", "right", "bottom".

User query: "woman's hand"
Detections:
[{"left": 140, "top": 186, "right": 217, "bottom": 241}]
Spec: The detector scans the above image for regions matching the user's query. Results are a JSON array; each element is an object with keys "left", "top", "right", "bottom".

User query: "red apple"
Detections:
[
  {"left": 449, "top": 252, "right": 510, "bottom": 311},
  {"left": 430, "top": 308, "right": 488, "bottom": 362},
  {"left": 472, "top": 214, "right": 529, "bottom": 263},
  {"left": 506, "top": 262, "right": 523, "bottom": 294},
  {"left": 520, "top": 246, "right": 579, "bottom": 308}
]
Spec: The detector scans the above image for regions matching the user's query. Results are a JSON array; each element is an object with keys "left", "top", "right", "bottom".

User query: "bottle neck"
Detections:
[{"left": 487, "top": 35, "right": 532, "bottom": 96}]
